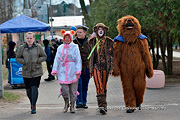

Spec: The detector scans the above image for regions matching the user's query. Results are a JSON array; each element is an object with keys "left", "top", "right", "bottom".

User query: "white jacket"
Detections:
[{"left": 52, "top": 42, "right": 82, "bottom": 84}]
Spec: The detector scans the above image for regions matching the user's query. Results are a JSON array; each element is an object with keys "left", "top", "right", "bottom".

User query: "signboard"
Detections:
[
  {"left": 50, "top": 16, "right": 84, "bottom": 27},
  {"left": 8, "top": 58, "right": 24, "bottom": 85}
]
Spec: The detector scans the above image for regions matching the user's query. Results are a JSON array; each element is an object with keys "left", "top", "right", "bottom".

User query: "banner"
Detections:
[{"left": 9, "top": 58, "right": 24, "bottom": 85}]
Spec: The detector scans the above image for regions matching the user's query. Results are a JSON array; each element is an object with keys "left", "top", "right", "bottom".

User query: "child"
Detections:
[{"left": 51, "top": 30, "right": 82, "bottom": 113}]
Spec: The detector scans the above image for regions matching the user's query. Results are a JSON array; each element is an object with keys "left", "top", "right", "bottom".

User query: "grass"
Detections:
[
  {"left": 157, "top": 60, "right": 180, "bottom": 85},
  {"left": 2, "top": 64, "right": 8, "bottom": 81},
  {"left": 0, "top": 61, "right": 47, "bottom": 103},
  {"left": 0, "top": 92, "right": 20, "bottom": 102},
  {"left": 165, "top": 78, "right": 180, "bottom": 85}
]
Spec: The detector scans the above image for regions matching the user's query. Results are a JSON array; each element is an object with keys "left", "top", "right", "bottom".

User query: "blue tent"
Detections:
[{"left": 0, "top": 15, "right": 50, "bottom": 33}]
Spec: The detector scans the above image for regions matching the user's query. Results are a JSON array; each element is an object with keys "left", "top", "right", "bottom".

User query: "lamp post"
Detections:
[
  {"left": 0, "top": 29, "right": 4, "bottom": 97},
  {"left": 50, "top": 0, "right": 53, "bottom": 38}
]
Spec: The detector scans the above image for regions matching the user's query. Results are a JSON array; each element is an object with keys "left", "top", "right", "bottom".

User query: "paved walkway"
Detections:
[{"left": 1, "top": 71, "right": 180, "bottom": 120}]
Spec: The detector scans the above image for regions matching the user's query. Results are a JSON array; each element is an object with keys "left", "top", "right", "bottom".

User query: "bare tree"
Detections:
[
  {"left": 26, "top": 0, "right": 48, "bottom": 17},
  {"left": 89, "top": 0, "right": 93, "bottom": 6},
  {"left": 79, "top": 0, "right": 91, "bottom": 27},
  {"left": 79, "top": 0, "right": 94, "bottom": 33},
  {"left": 0, "top": 0, "right": 17, "bottom": 43},
  {"left": 0, "top": 0, "right": 17, "bottom": 24}
]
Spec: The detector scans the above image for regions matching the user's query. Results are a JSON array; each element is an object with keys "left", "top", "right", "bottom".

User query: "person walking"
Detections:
[
  {"left": 88, "top": 23, "right": 114, "bottom": 114},
  {"left": 55, "top": 37, "right": 61, "bottom": 46},
  {"left": 50, "top": 39, "right": 58, "bottom": 65},
  {"left": 51, "top": 30, "right": 82, "bottom": 113},
  {"left": 73, "top": 25, "right": 90, "bottom": 109},
  {"left": 16, "top": 32, "right": 47, "bottom": 114},
  {"left": 43, "top": 39, "right": 54, "bottom": 81},
  {"left": 6, "top": 41, "right": 16, "bottom": 68}
]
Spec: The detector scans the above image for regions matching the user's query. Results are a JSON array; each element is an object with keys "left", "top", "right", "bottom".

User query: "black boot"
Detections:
[
  {"left": 31, "top": 86, "right": 38, "bottom": 114},
  {"left": 70, "top": 101, "right": 75, "bottom": 113},
  {"left": 136, "top": 104, "right": 141, "bottom": 110},
  {"left": 126, "top": 106, "right": 136, "bottom": 113},
  {"left": 96, "top": 93, "right": 107, "bottom": 115},
  {"left": 44, "top": 78, "right": 51, "bottom": 81},
  {"left": 126, "top": 109, "right": 134, "bottom": 113}
]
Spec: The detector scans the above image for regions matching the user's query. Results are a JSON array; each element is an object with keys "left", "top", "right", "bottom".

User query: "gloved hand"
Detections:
[{"left": 51, "top": 70, "right": 57, "bottom": 76}]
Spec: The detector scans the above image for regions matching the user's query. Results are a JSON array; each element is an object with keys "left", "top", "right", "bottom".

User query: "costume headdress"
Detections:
[{"left": 61, "top": 30, "right": 75, "bottom": 41}]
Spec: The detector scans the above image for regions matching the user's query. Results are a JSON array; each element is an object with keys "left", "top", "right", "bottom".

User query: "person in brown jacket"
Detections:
[
  {"left": 16, "top": 32, "right": 47, "bottom": 114},
  {"left": 88, "top": 23, "right": 114, "bottom": 114}
]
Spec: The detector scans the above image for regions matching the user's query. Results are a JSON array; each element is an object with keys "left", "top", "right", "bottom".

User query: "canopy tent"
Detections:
[
  {"left": 0, "top": 15, "right": 50, "bottom": 33},
  {"left": 0, "top": 15, "right": 50, "bottom": 97}
]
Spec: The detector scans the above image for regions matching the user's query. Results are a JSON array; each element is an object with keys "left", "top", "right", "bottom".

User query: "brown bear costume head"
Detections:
[
  {"left": 93, "top": 23, "right": 109, "bottom": 39},
  {"left": 117, "top": 15, "right": 141, "bottom": 43}
]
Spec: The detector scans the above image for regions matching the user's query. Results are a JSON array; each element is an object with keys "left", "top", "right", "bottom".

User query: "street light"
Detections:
[
  {"left": 0, "top": 29, "right": 4, "bottom": 97},
  {"left": 50, "top": 0, "right": 53, "bottom": 38}
]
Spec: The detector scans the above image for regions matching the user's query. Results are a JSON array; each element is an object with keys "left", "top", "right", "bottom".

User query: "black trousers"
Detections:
[
  {"left": 46, "top": 61, "right": 54, "bottom": 78},
  {"left": 23, "top": 77, "right": 41, "bottom": 106},
  {"left": 23, "top": 76, "right": 41, "bottom": 89}
]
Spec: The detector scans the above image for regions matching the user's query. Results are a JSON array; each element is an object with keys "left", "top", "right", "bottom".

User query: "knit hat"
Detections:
[
  {"left": 93, "top": 23, "right": 109, "bottom": 33},
  {"left": 70, "top": 26, "right": 77, "bottom": 31}
]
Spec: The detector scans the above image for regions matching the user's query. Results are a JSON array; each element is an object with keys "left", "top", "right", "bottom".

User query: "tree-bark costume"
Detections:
[{"left": 88, "top": 23, "right": 114, "bottom": 114}]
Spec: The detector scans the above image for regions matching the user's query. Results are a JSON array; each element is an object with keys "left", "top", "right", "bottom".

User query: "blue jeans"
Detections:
[{"left": 76, "top": 68, "right": 90, "bottom": 106}]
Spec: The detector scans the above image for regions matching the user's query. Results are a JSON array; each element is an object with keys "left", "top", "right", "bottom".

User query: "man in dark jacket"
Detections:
[
  {"left": 43, "top": 39, "right": 55, "bottom": 81},
  {"left": 50, "top": 39, "right": 58, "bottom": 65},
  {"left": 73, "top": 25, "right": 90, "bottom": 109},
  {"left": 6, "top": 41, "right": 16, "bottom": 68},
  {"left": 55, "top": 37, "right": 61, "bottom": 46}
]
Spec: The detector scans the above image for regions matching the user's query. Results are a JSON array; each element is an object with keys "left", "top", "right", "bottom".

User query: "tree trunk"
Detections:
[
  {"left": 89, "top": 0, "right": 93, "bottom": 6},
  {"left": 6, "top": 33, "right": 12, "bottom": 43},
  {"left": 166, "top": 34, "right": 173, "bottom": 75},
  {"left": 159, "top": 33, "right": 167, "bottom": 74},
  {"left": 28, "top": 0, "right": 31, "bottom": 9},
  {"left": 40, "top": 32, "right": 42, "bottom": 42},
  {"left": 178, "top": 36, "right": 180, "bottom": 49},
  {"left": 23, "top": 0, "right": 26, "bottom": 9},
  {"left": 155, "top": 33, "right": 160, "bottom": 68},
  {"left": 150, "top": 33, "right": 156, "bottom": 68},
  {"left": 79, "top": 0, "right": 90, "bottom": 26}
]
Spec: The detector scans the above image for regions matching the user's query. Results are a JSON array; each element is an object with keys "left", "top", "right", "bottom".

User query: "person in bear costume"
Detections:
[
  {"left": 113, "top": 15, "right": 153, "bottom": 113},
  {"left": 88, "top": 23, "right": 114, "bottom": 114}
]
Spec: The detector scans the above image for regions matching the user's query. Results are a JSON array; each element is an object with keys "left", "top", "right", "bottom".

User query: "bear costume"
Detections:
[{"left": 113, "top": 15, "right": 153, "bottom": 113}]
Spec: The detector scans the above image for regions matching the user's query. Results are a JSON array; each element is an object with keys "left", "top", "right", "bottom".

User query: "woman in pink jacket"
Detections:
[{"left": 51, "top": 30, "right": 82, "bottom": 113}]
